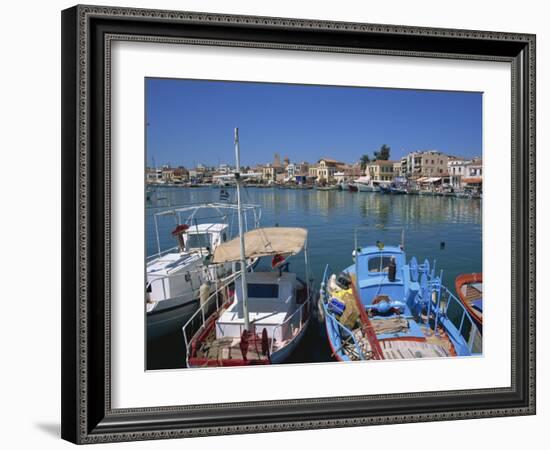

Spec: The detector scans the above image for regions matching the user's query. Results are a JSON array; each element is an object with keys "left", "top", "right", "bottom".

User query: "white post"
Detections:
[{"left": 234, "top": 128, "right": 250, "bottom": 331}]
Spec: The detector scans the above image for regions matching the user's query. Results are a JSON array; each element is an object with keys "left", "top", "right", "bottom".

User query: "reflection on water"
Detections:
[{"left": 146, "top": 187, "right": 482, "bottom": 369}]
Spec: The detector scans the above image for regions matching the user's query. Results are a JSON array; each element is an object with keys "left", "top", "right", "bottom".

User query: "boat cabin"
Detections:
[
  {"left": 146, "top": 223, "right": 229, "bottom": 302},
  {"left": 216, "top": 272, "right": 298, "bottom": 343},
  {"left": 176, "top": 223, "right": 229, "bottom": 253},
  {"left": 350, "top": 245, "right": 409, "bottom": 308}
]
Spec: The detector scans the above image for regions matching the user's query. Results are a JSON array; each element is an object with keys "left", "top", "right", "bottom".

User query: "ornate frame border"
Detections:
[{"left": 61, "top": 4, "right": 536, "bottom": 444}]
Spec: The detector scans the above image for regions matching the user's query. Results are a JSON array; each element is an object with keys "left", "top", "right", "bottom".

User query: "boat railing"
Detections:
[
  {"left": 270, "top": 295, "right": 309, "bottom": 354},
  {"left": 146, "top": 245, "right": 181, "bottom": 262},
  {"left": 323, "top": 306, "right": 365, "bottom": 360},
  {"left": 319, "top": 264, "right": 366, "bottom": 359},
  {"left": 149, "top": 202, "right": 262, "bottom": 258},
  {"left": 181, "top": 274, "right": 239, "bottom": 363}
]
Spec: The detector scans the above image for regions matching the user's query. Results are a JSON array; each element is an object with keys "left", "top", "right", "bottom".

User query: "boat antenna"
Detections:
[{"left": 234, "top": 128, "right": 250, "bottom": 331}]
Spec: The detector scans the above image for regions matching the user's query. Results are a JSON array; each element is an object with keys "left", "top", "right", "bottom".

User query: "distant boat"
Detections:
[
  {"left": 319, "top": 227, "right": 481, "bottom": 361},
  {"left": 348, "top": 183, "right": 359, "bottom": 192},
  {"left": 338, "top": 180, "right": 349, "bottom": 191},
  {"left": 354, "top": 177, "right": 379, "bottom": 192},
  {"left": 455, "top": 273, "right": 483, "bottom": 330},
  {"left": 379, "top": 184, "right": 407, "bottom": 195}
]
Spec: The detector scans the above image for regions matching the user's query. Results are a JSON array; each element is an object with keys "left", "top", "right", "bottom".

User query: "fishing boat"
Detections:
[
  {"left": 315, "top": 184, "right": 340, "bottom": 191},
  {"left": 146, "top": 202, "right": 261, "bottom": 339},
  {"left": 319, "top": 227, "right": 481, "bottom": 361},
  {"left": 354, "top": 177, "right": 380, "bottom": 192},
  {"left": 338, "top": 180, "right": 349, "bottom": 191},
  {"left": 379, "top": 184, "right": 407, "bottom": 195},
  {"left": 455, "top": 273, "right": 483, "bottom": 330},
  {"left": 182, "top": 129, "right": 313, "bottom": 367}
]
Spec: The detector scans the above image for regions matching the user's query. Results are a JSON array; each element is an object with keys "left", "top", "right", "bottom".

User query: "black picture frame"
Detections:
[{"left": 61, "top": 4, "right": 536, "bottom": 444}]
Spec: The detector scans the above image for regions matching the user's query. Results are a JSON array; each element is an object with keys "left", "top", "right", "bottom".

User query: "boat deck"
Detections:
[
  {"left": 191, "top": 327, "right": 272, "bottom": 366},
  {"left": 379, "top": 338, "right": 451, "bottom": 359}
]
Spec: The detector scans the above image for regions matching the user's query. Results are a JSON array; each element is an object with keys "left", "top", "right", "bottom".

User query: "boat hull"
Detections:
[
  {"left": 147, "top": 297, "right": 199, "bottom": 340},
  {"left": 455, "top": 273, "right": 483, "bottom": 330},
  {"left": 270, "top": 316, "right": 310, "bottom": 364}
]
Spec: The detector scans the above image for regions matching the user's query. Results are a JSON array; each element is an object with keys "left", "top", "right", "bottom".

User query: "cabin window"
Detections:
[
  {"left": 368, "top": 256, "right": 393, "bottom": 272},
  {"left": 186, "top": 233, "right": 211, "bottom": 249},
  {"left": 247, "top": 283, "right": 279, "bottom": 298}
]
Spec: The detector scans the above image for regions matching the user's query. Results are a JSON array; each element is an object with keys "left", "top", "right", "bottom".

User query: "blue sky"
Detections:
[{"left": 145, "top": 78, "right": 482, "bottom": 168}]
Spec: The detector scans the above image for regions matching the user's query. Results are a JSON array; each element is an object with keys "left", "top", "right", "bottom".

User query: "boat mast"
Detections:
[{"left": 234, "top": 128, "right": 250, "bottom": 331}]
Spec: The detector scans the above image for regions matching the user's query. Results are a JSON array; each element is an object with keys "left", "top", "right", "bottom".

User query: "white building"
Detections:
[{"left": 448, "top": 158, "right": 472, "bottom": 189}]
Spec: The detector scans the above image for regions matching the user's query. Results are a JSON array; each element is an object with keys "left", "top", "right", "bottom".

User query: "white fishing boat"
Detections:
[
  {"left": 182, "top": 129, "right": 313, "bottom": 367},
  {"left": 146, "top": 202, "right": 261, "bottom": 339},
  {"left": 338, "top": 180, "right": 349, "bottom": 191},
  {"left": 354, "top": 176, "right": 380, "bottom": 192}
]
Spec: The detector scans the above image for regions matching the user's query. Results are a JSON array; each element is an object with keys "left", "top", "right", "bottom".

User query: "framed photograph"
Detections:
[{"left": 61, "top": 4, "right": 536, "bottom": 444}]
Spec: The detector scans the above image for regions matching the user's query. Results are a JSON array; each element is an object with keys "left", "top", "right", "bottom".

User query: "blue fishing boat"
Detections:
[
  {"left": 319, "top": 228, "right": 481, "bottom": 361},
  {"left": 379, "top": 183, "right": 407, "bottom": 195}
]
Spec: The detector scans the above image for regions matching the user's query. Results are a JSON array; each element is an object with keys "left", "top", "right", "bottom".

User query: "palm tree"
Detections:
[
  {"left": 360, "top": 154, "right": 370, "bottom": 170},
  {"left": 373, "top": 144, "right": 391, "bottom": 161}
]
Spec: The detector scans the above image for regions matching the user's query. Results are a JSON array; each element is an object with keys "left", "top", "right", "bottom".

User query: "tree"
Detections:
[
  {"left": 360, "top": 154, "right": 370, "bottom": 170},
  {"left": 373, "top": 144, "right": 391, "bottom": 161}
]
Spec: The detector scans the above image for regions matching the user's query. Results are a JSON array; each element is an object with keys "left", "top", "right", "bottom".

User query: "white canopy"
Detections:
[{"left": 212, "top": 227, "right": 307, "bottom": 263}]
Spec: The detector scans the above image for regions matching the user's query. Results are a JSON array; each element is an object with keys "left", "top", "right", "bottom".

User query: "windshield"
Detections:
[
  {"left": 186, "top": 233, "right": 211, "bottom": 249},
  {"left": 368, "top": 255, "right": 393, "bottom": 272},
  {"left": 247, "top": 283, "right": 279, "bottom": 299}
]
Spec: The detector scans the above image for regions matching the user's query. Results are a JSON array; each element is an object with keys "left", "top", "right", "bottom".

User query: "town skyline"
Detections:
[{"left": 146, "top": 78, "right": 482, "bottom": 168}]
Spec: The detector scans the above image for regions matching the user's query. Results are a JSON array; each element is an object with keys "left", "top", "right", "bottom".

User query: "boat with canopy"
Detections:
[{"left": 182, "top": 129, "right": 313, "bottom": 367}]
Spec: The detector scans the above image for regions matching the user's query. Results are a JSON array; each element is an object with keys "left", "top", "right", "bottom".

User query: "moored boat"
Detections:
[
  {"left": 146, "top": 202, "right": 261, "bottom": 339},
  {"left": 354, "top": 177, "right": 380, "bottom": 192},
  {"left": 182, "top": 128, "right": 313, "bottom": 367},
  {"left": 183, "top": 227, "right": 313, "bottom": 367},
  {"left": 319, "top": 228, "right": 481, "bottom": 362},
  {"left": 338, "top": 180, "right": 349, "bottom": 191},
  {"left": 455, "top": 273, "right": 483, "bottom": 330},
  {"left": 379, "top": 184, "right": 407, "bottom": 195},
  {"left": 315, "top": 184, "right": 340, "bottom": 191}
]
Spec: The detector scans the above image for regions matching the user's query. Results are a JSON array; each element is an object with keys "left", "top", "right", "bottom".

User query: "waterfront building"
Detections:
[
  {"left": 146, "top": 167, "right": 163, "bottom": 184},
  {"left": 217, "top": 163, "right": 233, "bottom": 174},
  {"left": 262, "top": 163, "right": 284, "bottom": 182},
  {"left": 161, "top": 166, "right": 175, "bottom": 183},
  {"left": 448, "top": 157, "right": 472, "bottom": 189},
  {"left": 308, "top": 164, "right": 319, "bottom": 179},
  {"left": 315, "top": 158, "right": 345, "bottom": 182},
  {"left": 462, "top": 159, "right": 483, "bottom": 192},
  {"left": 393, "top": 161, "right": 402, "bottom": 177},
  {"left": 402, "top": 150, "right": 449, "bottom": 179},
  {"left": 172, "top": 167, "right": 189, "bottom": 183},
  {"left": 365, "top": 160, "right": 399, "bottom": 182},
  {"left": 286, "top": 163, "right": 297, "bottom": 179}
]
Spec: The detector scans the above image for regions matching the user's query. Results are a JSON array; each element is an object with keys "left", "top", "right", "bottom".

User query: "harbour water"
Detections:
[{"left": 146, "top": 186, "right": 482, "bottom": 369}]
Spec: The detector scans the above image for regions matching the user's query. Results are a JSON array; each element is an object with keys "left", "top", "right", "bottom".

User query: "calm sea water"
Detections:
[{"left": 146, "top": 186, "right": 482, "bottom": 369}]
